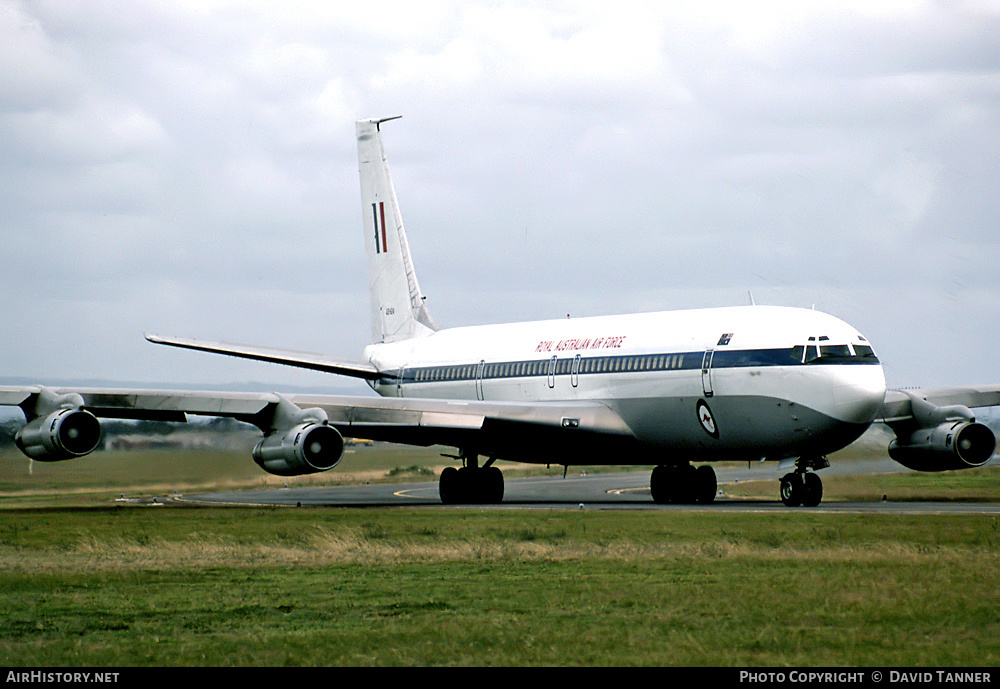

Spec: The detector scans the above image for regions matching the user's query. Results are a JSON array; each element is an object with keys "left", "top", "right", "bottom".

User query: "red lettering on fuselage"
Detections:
[{"left": 535, "top": 336, "right": 626, "bottom": 353}]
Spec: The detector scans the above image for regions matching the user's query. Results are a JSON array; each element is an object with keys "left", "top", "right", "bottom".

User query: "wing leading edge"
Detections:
[{"left": 144, "top": 334, "right": 381, "bottom": 380}]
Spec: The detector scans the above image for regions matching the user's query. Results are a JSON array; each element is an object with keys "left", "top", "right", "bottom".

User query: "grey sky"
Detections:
[{"left": 2, "top": 0, "right": 999, "bottom": 395}]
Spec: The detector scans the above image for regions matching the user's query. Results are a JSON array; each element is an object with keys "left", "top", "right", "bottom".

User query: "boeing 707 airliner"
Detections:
[{"left": 3, "top": 117, "right": 998, "bottom": 506}]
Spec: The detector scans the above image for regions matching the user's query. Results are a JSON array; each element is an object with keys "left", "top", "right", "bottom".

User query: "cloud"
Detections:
[{"left": 1, "top": 0, "right": 998, "bottom": 391}]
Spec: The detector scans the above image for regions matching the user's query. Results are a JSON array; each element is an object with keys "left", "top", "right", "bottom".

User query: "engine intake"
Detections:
[
  {"left": 15, "top": 409, "right": 103, "bottom": 462},
  {"left": 888, "top": 421, "right": 996, "bottom": 472},
  {"left": 252, "top": 422, "right": 345, "bottom": 476}
]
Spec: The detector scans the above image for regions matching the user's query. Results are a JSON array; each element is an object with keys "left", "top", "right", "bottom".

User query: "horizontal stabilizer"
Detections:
[{"left": 145, "top": 334, "right": 381, "bottom": 380}]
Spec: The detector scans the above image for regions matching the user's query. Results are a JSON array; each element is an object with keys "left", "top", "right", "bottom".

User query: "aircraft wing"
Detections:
[
  {"left": 0, "top": 385, "right": 637, "bottom": 469},
  {"left": 144, "top": 334, "right": 381, "bottom": 380},
  {"left": 874, "top": 385, "right": 1000, "bottom": 473},
  {"left": 877, "top": 386, "right": 1000, "bottom": 423}
]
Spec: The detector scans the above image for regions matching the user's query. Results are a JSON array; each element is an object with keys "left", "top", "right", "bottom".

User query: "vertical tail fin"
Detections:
[{"left": 357, "top": 117, "right": 437, "bottom": 344}]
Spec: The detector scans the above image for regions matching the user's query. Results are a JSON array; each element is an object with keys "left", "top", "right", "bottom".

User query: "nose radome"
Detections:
[{"left": 831, "top": 365, "right": 886, "bottom": 424}]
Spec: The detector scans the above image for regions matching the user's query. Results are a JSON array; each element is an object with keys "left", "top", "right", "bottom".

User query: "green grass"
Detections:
[
  {"left": 2, "top": 507, "right": 1000, "bottom": 666},
  {"left": 3, "top": 444, "right": 1000, "bottom": 666}
]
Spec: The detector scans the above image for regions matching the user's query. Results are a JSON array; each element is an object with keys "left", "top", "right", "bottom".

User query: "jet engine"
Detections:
[
  {"left": 15, "top": 408, "right": 103, "bottom": 461},
  {"left": 252, "top": 422, "right": 345, "bottom": 476},
  {"left": 888, "top": 420, "right": 996, "bottom": 472}
]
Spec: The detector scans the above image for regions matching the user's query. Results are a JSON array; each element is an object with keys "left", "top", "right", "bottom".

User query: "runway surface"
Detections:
[{"left": 168, "top": 457, "right": 1000, "bottom": 515}]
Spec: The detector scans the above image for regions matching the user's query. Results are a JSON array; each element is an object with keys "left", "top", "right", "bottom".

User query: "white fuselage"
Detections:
[{"left": 362, "top": 305, "right": 887, "bottom": 463}]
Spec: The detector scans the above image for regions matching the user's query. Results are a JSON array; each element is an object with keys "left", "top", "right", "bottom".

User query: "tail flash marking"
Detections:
[
  {"left": 380, "top": 201, "right": 388, "bottom": 254},
  {"left": 371, "top": 202, "right": 389, "bottom": 254}
]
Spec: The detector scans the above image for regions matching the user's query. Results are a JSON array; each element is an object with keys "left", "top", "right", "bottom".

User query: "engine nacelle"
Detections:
[
  {"left": 15, "top": 409, "right": 103, "bottom": 462},
  {"left": 888, "top": 421, "right": 996, "bottom": 472},
  {"left": 252, "top": 422, "right": 345, "bottom": 476}
]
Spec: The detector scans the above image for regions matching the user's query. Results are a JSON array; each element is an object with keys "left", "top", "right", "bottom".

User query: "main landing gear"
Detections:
[
  {"left": 439, "top": 454, "right": 504, "bottom": 505},
  {"left": 650, "top": 463, "right": 717, "bottom": 504},
  {"left": 778, "top": 456, "right": 828, "bottom": 507}
]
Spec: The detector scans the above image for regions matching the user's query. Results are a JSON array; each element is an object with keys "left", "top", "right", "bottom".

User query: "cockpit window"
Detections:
[
  {"left": 790, "top": 337, "right": 879, "bottom": 364},
  {"left": 852, "top": 344, "right": 877, "bottom": 358},
  {"left": 820, "top": 344, "right": 852, "bottom": 358}
]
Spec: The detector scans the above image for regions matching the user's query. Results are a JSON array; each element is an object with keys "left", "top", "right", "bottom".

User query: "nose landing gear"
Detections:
[{"left": 779, "top": 456, "right": 828, "bottom": 507}]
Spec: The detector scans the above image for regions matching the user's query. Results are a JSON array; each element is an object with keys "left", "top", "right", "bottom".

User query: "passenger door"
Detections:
[{"left": 701, "top": 349, "right": 715, "bottom": 397}]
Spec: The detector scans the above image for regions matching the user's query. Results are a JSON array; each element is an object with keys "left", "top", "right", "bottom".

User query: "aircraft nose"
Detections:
[{"left": 830, "top": 365, "right": 887, "bottom": 424}]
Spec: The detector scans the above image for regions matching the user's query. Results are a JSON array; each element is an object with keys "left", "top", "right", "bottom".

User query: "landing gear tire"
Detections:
[
  {"left": 651, "top": 464, "right": 717, "bottom": 504},
  {"left": 651, "top": 464, "right": 685, "bottom": 503},
  {"left": 479, "top": 466, "right": 504, "bottom": 504},
  {"left": 650, "top": 465, "right": 668, "bottom": 503},
  {"left": 439, "top": 466, "right": 460, "bottom": 505},
  {"left": 779, "top": 474, "right": 802, "bottom": 507},
  {"left": 694, "top": 465, "right": 717, "bottom": 504},
  {"left": 439, "top": 465, "right": 504, "bottom": 505},
  {"left": 780, "top": 472, "right": 823, "bottom": 507},
  {"left": 801, "top": 472, "right": 823, "bottom": 507}
]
